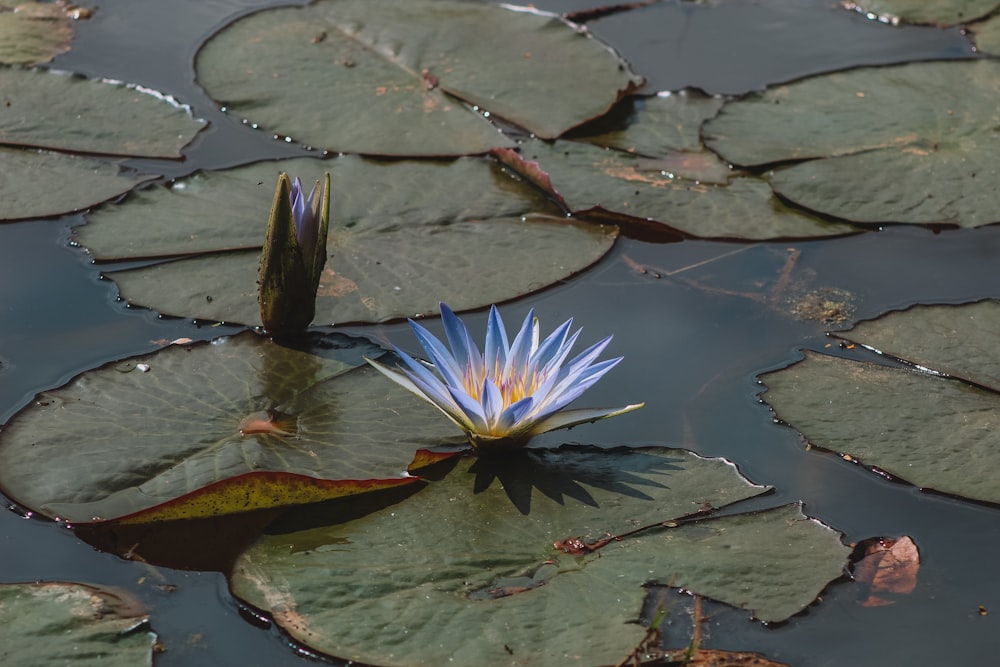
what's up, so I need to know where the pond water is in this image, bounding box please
[2,0,999,665]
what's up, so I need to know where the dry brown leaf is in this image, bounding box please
[662,648,790,666]
[852,535,920,607]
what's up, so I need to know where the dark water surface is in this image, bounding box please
[2,0,999,665]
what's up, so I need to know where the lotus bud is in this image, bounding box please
[257,172,331,333]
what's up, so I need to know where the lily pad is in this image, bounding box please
[0,1,74,65]
[573,92,725,157]
[231,447,849,666]
[0,332,465,523]
[970,14,1000,54]
[499,140,856,239]
[77,156,617,325]
[0,66,205,157]
[0,582,157,667]
[0,146,153,221]
[587,0,974,95]
[761,301,1000,504]
[195,0,639,156]
[703,61,1000,228]
[844,0,998,25]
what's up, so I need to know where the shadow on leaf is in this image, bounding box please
[468,445,686,515]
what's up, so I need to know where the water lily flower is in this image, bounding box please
[366,303,643,452]
[258,172,331,333]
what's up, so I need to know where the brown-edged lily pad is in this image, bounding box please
[195,0,640,156]
[703,61,1000,228]
[0,332,465,523]
[77,156,617,325]
[761,300,1000,504]
[0,582,156,667]
[231,447,849,666]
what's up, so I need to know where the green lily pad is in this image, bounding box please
[703,61,1000,228]
[195,0,639,156]
[0,1,74,65]
[587,0,975,95]
[971,14,1000,53]
[761,301,1000,504]
[0,582,157,667]
[0,66,205,157]
[231,447,849,666]
[574,92,725,157]
[0,146,153,221]
[77,156,617,325]
[843,0,998,25]
[499,139,856,239]
[0,332,465,523]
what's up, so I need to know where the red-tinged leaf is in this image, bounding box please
[76,507,284,571]
[107,471,419,526]
[408,448,466,472]
[0,332,465,523]
[491,147,568,208]
[851,536,920,607]
[76,480,431,571]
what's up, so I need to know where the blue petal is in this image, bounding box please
[364,356,424,396]
[530,318,573,370]
[483,305,509,377]
[526,404,644,436]
[519,369,561,417]
[541,356,623,415]
[290,177,308,239]
[481,378,505,430]
[447,385,489,433]
[504,309,537,381]
[304,178,319,208]
[365,356,473,431]
[536,327,582,379]
[439,303,483,383]
[390,344,458,406]
[297,178,323,254]
[558,335,613,381]
[408,319,465,390]
[496,396,535,433]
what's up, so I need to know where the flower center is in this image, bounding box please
[463,361,539,408]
